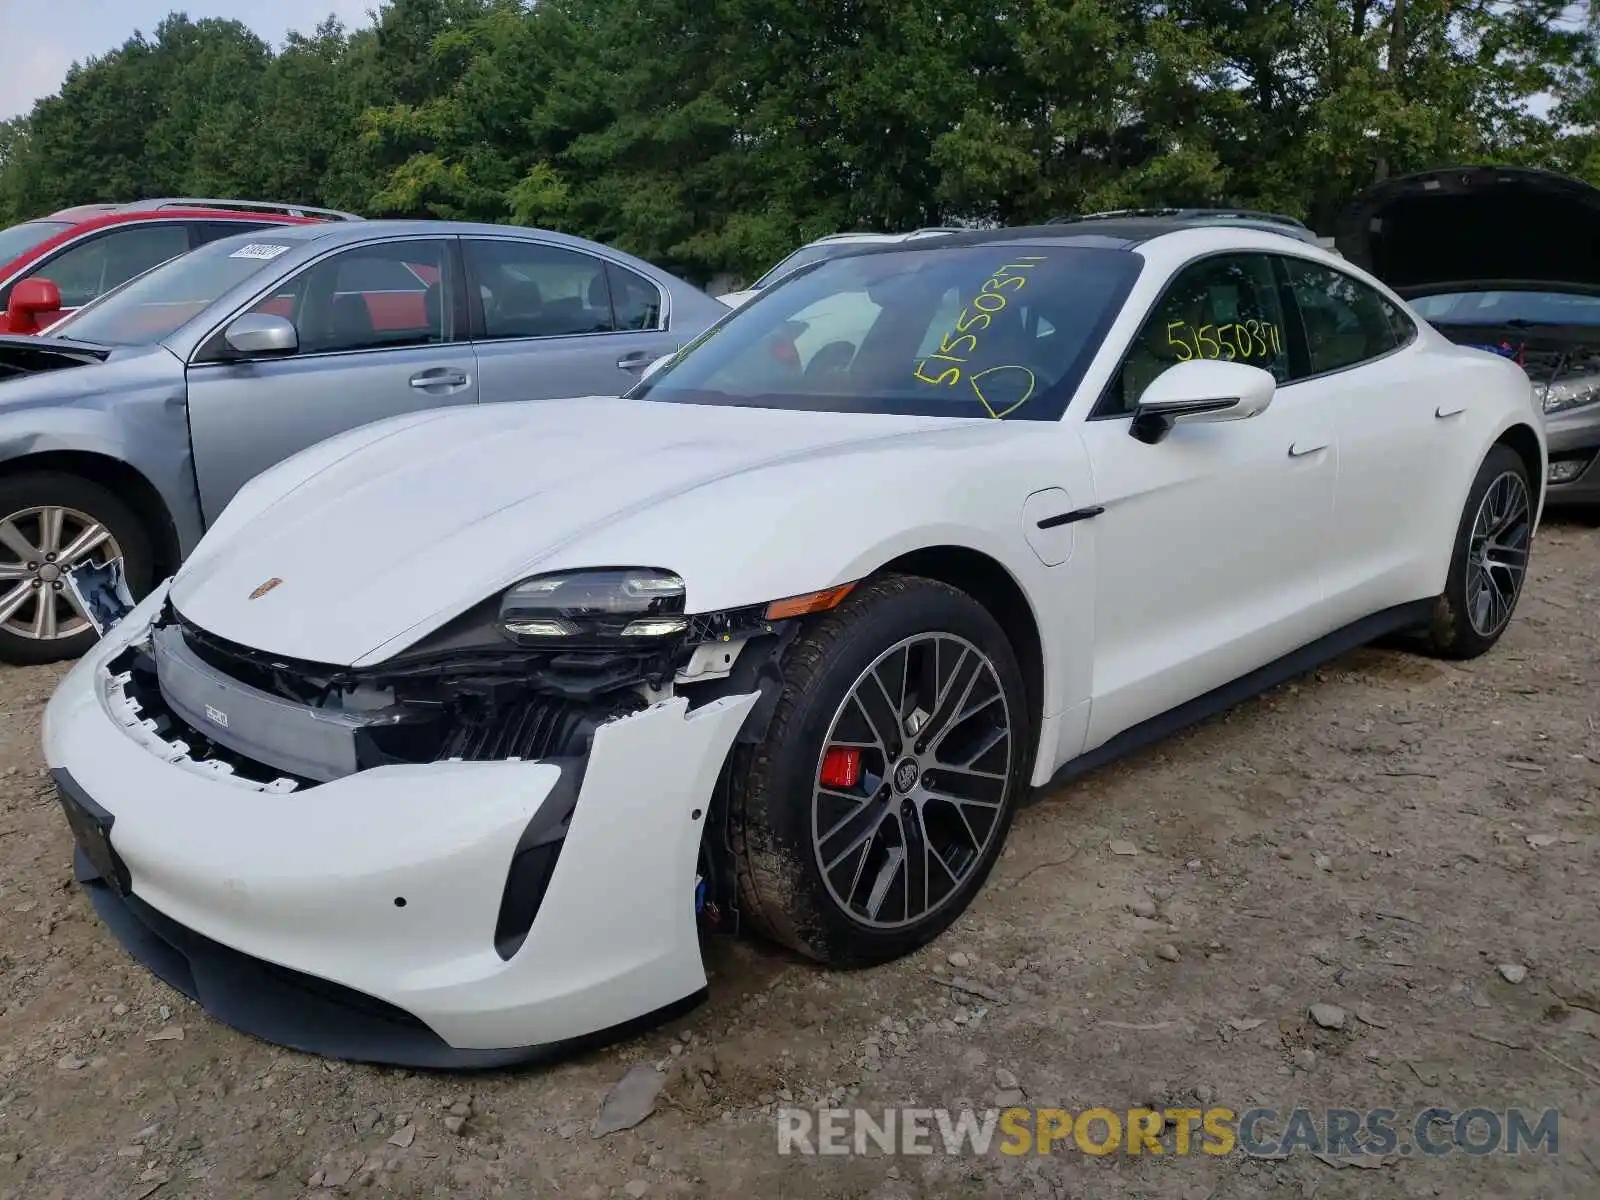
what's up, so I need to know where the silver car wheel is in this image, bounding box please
[810,633,1013,930]
[0,505,123,642]
[1464,470,1531,639]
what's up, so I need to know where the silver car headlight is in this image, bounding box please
[497,568,688,648]
[1535,374,1600,415]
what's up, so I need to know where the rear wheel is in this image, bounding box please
[0,472,154,665]
[1423,445,1533,660]
[729,575,1031,967]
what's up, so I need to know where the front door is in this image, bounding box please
[184,237,478,522]
[1077,252,1337,750]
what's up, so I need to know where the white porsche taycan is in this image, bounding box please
[43,217,1545,1067]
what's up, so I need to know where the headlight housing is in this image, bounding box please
[497,568,687,648]
[1535,374,1600,416]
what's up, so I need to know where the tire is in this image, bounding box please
[1422,444,1533,660]
[729,574,1032,967]
[0,471,155,666]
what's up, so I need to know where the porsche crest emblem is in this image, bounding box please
[248,577,283,600]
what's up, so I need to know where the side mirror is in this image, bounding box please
[6,278,63,334]
[1131,359,1277,445]
[223,313,298,358]
[640,352,675,381]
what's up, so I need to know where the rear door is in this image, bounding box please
[183,236,478,522]
[462,236,679,402]
[1272,255,1453,624]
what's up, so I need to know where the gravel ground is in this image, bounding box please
[1,519,1597,1200]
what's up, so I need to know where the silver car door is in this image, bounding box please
[184,236,477,522]
[461,236,678,403]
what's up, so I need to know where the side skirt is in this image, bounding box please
[1033,598,1435,797]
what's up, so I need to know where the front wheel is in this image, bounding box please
[1423,444,1533,660]
[0,472,155,665]
[729,574,1031,967]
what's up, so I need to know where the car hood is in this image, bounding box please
[1337,165,1600,297]
[0,338,175,410]
[169,396,958,665]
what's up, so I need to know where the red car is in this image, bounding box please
[0,198,362,333]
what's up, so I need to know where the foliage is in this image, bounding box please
[0,0,1594,284]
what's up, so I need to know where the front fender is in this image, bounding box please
[357,445,1084,721]
[0,404,203,557]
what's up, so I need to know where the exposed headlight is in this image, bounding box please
[497,568,687,648]
[1549,457,1590,484]
[1534,374,1600,415]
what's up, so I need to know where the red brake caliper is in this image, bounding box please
[819,747,862,789]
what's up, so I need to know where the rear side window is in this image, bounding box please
[194,221,283,245]
[465,239,615,339]
[607,263,663,330]
[1383,296,1417,346]
[1282,259,1401,377]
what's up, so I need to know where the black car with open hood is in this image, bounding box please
[1337,165,1600,505]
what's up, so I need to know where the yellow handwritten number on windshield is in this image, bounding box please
[913,256,1047,418]
[970,365,1036,419]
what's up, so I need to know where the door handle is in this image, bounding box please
[1435,404,1466,419]
[617,350,653,371]
[409,368,468,389]
[1288,441,1328,458]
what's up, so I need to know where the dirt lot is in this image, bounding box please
[1,521,1597,1200]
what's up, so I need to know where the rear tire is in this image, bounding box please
[729,574,1031,967]
[1422,445,1532,660]
[0,472,154,666]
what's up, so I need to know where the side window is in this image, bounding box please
[1381,293,1417,346]
[465,240,615,339]
[1282,259,1400,377]
[1110,254,1289,415]
[28,224,190,308]
[607,263,664,330]
[249,239,451,354]
[193,220,280,245]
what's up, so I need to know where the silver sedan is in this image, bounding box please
[0,220,725,663]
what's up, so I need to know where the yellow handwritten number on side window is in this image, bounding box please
[1166,319,1281,362]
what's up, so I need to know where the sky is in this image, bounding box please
[0,0,377,120]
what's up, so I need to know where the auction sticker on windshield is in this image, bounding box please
[230,244,293,261]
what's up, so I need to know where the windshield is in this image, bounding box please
[750,242,885,290]
[1411,290,1600,327]
[638,243,1142,420]
[0,220,73,266]
[46,232,310,345]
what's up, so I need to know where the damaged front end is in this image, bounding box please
[0,333,111,381]
[105,581,800,941]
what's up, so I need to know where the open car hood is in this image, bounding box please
[0,334,111,382]
[1336,166,1600,298]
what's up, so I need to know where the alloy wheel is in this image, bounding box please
[0,506,123,643]
[810,633,1014,930]
[1465,470,1531,639]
